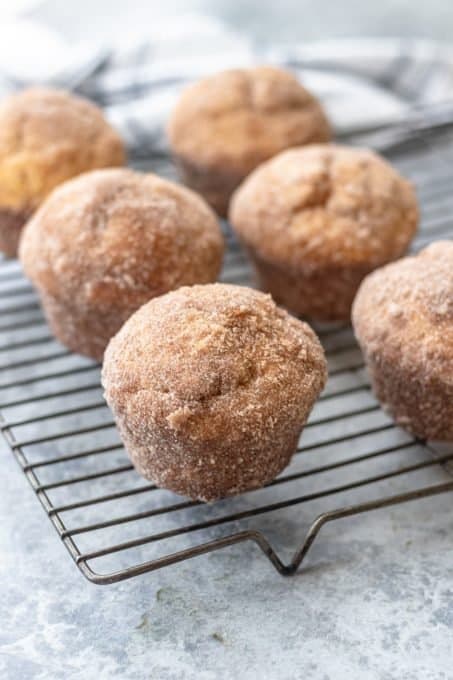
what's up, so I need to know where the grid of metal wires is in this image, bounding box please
[0,119,453,584]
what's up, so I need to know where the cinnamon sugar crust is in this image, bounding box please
[167,66,331,215]
[352,241,453,441]
[102,283,327,501]
[229,144,418,320]
[19,168,224,360]
[0,87,125,255]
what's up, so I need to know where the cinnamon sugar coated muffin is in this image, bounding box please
[352,241,453,441]
[230,144,418,321]
[0,88,125,257]
[102,284,327,501]
[19,168,224,360]
[167,66,331,215]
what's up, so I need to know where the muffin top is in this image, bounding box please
[230,144,418,269]
[0,87,125,211]
[103,283,327,442]
[352,241,453,384]
[20,168,223,311]
[167,66,331,175]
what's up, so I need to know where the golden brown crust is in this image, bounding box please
[102,283,327,501]
[352,241,453,440]
[229,144,418,320]
[0,87,125,254]
[167,66,331,215]
[19,168,224,360]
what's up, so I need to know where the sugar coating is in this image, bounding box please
[20,168,224,360]
[102,283,327,501]
[0,88,125,211]
[167,66,331,215]
[229,144,419,320]
[0,87,125,256]
[352,241,453,440]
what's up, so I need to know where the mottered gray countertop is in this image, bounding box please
[1,2,453,679]
[1,428,453,680]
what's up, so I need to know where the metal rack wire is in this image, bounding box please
[0,122,452,584]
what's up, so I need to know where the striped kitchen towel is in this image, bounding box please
[1,16,453,155]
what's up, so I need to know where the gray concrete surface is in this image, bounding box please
[1,430,453,680]
[1,2,453,679]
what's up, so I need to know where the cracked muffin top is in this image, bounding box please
[229,144,418,269]
[0,87,125,212]
[167,66,331,175]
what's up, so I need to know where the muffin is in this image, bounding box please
[229,144,418,321]
[20,168,224,360]
[167,66,331,216]
[0,87,125,257]
[352,241,453,441]
[102,283,327,501]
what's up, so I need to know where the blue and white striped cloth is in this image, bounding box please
[1,16,453,155]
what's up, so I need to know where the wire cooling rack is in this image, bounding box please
[1,121,453,585]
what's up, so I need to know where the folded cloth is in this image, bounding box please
[1,15,453,156]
